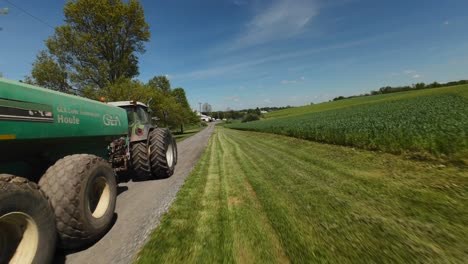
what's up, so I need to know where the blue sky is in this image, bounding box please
[1,0,468,110]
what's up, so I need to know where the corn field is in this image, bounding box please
[227,93,468,161]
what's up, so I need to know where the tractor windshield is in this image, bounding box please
[136,106,150,124]
[122,106,150,125]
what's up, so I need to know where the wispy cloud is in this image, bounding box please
[281,76,305,85]
[225,95,241,102]
[178,35,383,80]
[402,70,422,79]
[443,20,449,25]
[231,0,318,49]
[232,0,247,6]
[391,69,423,79]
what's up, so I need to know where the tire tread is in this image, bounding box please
[149,128,176,178]
[38,154,114,248]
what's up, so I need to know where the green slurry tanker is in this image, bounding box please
[0,78,177,263]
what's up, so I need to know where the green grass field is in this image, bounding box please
[264,85,468,119]
[228,85,468,162]
[136,127,468,263]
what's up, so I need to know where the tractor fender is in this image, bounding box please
[129,124,154,143]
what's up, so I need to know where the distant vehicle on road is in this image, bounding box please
[200,114,212,122]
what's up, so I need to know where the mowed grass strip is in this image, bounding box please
[228,85,468,162]
[136,127,468,263]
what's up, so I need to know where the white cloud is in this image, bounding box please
[263,98,272,103]
[412,74,421,79]
[403,70,415,74]
[232,0,318,49]
[443,21,449,25]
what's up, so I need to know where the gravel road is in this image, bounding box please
[56,123,214,264]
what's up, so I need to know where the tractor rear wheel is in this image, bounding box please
[131,141,152,181]
[149,128,177,178]
[0,174,56,264]
[39,154,117,249]
[172,136,178,165]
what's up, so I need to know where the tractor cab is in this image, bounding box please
[108,101,154,142]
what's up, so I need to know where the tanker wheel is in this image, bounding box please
[0,174,56,264]
[131,141,152,181]
[149,128,177,178]
[39,154,117,249]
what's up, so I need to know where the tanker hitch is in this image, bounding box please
[108,137,129,173]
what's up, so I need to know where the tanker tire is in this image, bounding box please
[131,141,152,181]
[149,128,177,178]
[39,154,117,249]
[0,174,56,264]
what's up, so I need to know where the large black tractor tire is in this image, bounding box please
[0,174,56,264]
[149,128,177,178]
[130,141,152,181]
[39,154,117,249]
[172,136,178,165]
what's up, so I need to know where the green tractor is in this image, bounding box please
[107,100,178,181]
[0,78,177,263]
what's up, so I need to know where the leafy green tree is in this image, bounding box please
[171,87,198,133]
[215,111,224,119]
[148,75,171,95]
[30,0,150,91]
[242,113,260,123]
[255,107,261,116]
[414,82,426,89]
[30,51,71,92]
[171,88,190,108]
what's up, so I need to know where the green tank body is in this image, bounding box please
[0,78,128,140]
[0,78,128,176]
[0,78,178,262]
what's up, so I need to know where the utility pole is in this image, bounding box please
[198,102,202,114]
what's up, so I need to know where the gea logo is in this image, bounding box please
[103,114,121,126]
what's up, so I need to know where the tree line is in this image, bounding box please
[22,0,198,132]
[333,80,468,101]
[206,106,294,123]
